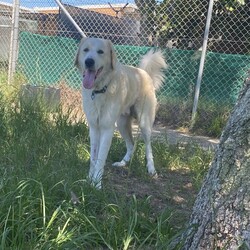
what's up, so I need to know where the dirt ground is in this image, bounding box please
[104,166,198,229]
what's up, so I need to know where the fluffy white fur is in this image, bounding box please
[75,37,167,188]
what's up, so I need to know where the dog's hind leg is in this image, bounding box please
[139,112,157,176]
[112,115,134,167]
[140,125,157,176]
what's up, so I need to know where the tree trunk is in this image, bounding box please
[182,75,250,250]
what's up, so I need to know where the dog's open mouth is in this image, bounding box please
[83,67,103,89]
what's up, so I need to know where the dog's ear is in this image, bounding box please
[74,37,88,69]
[108,40,117,70]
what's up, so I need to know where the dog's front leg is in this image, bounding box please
[90,127,114,189]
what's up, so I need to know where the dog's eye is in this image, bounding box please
[97,50,104,54]
[83,48,89,52]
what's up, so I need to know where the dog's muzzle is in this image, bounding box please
[82,57,103,89]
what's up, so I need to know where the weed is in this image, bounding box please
[190,100,231,137]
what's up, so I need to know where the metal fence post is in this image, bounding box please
[8,0,20,84]
[191,0,214,126]
[54,0,86,38]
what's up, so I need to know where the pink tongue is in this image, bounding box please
[83,69,96,89]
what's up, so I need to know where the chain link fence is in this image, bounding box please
[0,0,249,136]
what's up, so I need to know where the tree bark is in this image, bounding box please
[182,74,250,250]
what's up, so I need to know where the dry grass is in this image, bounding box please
[59,83,85,122]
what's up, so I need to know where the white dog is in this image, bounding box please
[75,37,167,188]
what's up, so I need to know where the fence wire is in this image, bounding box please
[0,0,249,135]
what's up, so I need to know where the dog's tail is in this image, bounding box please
[139,49,167,91]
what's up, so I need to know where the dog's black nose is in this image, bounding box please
[85,58,95,68]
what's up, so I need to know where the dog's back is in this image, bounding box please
[139,50,167,90]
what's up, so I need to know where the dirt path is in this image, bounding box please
[131,124,219,150]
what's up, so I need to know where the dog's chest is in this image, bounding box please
[83,91,118,126]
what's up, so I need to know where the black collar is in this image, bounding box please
[91,85,108,100]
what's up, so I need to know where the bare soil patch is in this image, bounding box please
[103,165,199,229]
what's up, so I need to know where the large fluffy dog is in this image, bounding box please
[75,37,167,188]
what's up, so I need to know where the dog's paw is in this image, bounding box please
[149,171,158,179]
[93,181,102,189]
[88,174,102,189]
[88,178,102,189]
[112,159,127,167]
[148,168,158,179]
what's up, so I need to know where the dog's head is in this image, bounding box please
[75,37,117,89]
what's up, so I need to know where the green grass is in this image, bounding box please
[0,81,213,249]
